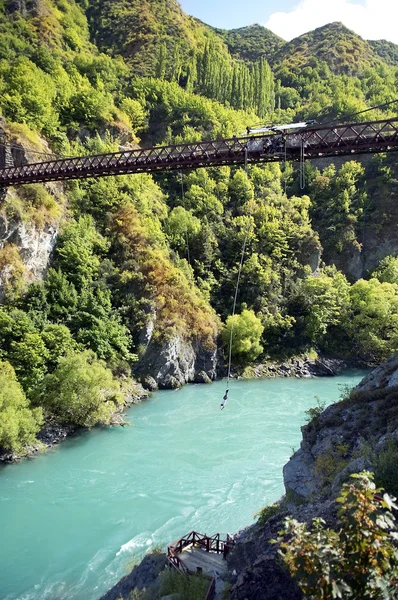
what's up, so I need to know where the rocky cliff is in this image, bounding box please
[226,356,398,599]
[0,127,64,299]
[135,334,218,389]
[284,356,398,502]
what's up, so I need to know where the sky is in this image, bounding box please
[179,0,398,44]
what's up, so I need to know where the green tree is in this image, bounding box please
[33,351,123,427]
[222,308,264,363]
[155,43,167,80]
[228,169,254,206]
[8,332,49,391]
[44,269,78,322]
[372,256,398,285]
[0,361,42,452]
[289,269,351,346]
[344,278,398,362]
[41,324,78,371]
[54,216,109,289]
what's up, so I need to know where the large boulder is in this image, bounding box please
[134,335,218,389]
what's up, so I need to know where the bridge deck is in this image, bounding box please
[1,117,398,186]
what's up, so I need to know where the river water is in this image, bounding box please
[0,372,366,600]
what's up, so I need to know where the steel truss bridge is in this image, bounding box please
[1,117,398,187]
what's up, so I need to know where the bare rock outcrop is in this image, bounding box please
[0,215,57,299]
[0,124,64,298]
[227,357,398,599]
[283,355,398,502]
[134,336,218,389]
[98,553,168,600]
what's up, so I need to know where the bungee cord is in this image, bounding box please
[223,147,252,408]
[180,171,191,267]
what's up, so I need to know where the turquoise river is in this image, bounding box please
[0,372,366,600]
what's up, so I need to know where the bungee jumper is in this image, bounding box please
[220,388,229,410]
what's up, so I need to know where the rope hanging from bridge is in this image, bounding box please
[223,147,252,409]
[180,171,191,267]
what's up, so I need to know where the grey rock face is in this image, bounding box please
[0,215,57,300]
[135,336,217,389]
[283,448,318,499]
[5,0,50,17]
[356,355,398,391]
[98,554,168,600]
[284,356,398,502]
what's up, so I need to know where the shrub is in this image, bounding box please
[32,350,124,427]
[276,472,398,600]
[255,502,281,525]
[374,439,398,498]
[222,308,264,364]
[305,396,327,426]
[0,360,43,452]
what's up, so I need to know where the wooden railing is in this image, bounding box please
[166,530,235,599]
[168,530,234,560]
[204,576,216,600]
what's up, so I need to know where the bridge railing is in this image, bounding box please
[2,117,398,186]
[168,530,234,557]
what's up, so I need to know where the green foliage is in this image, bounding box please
[54,216,109,288]
[374,439,398,498]
[0,360,43,452]
[33,350,123,427]
[344,278,398,363]
[372,256,398,285]
[314,442,350,488]
[157,569,210,600]
[305,397,327,425]
[222,308,264,363]
[215,24,284,62]
[255,502,280,525]
[0,244,27,300]
[41,324,77,371]
[276,472,398,600]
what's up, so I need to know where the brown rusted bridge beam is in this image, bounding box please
[1,117,398,187]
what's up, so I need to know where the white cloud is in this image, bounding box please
[265,0,398,44]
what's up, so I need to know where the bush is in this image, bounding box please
[0,360,43,452]
[276,472,398,600]
[255,502,280,525]
[374,439,398,498]
[222,308,264,364]
[33,350,124,427]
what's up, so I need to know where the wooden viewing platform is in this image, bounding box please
[167,531,235,600]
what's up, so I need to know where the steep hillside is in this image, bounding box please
[227,358,398,600]
[84,0,213,78]
[273,21,384,75]
[369,39,398,66]
[213,23,284,62]
[0,0,398,458]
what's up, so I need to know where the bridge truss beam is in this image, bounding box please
[0,117,398,187]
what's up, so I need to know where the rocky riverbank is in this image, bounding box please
[226,355,398,600]
[240,355,352,379]
[100,356,398,600]
[0,381,150,464]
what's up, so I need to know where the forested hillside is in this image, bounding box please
[0,0,398,456]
